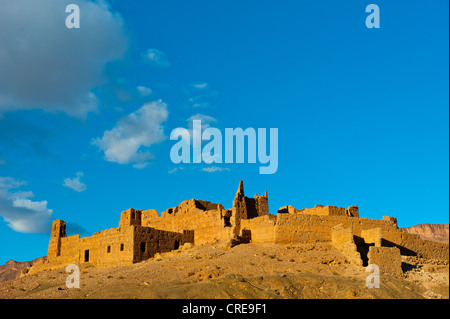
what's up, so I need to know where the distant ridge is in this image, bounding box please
[0,257,47,282]
[402,224,449,244]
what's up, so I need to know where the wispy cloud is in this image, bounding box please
[143,48,170,67]
[137,86,152,96]
[192,83,209,89]
[201,167,230,173]
[0,177,53,234]
[168,166,229,174]
[185,83,218,108]
[168,167,185,174]
[63,172,87,192]
[92,100,168,168]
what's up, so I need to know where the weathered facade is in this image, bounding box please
[45,211,194,269]
[37,180,448,275]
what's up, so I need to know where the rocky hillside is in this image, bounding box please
[0,257,46,282]
[402,224,449,244]
[0,242,448,299]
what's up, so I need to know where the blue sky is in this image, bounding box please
[0,0,448,264]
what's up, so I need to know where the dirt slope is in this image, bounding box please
[0,242,447,299]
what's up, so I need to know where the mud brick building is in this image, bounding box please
[36,181,448,275]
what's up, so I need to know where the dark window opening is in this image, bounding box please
[140,242,146,253]
[174,240,180,250]
[120,243,124,251]
[84,249,89,262]
[107,245,111,253]
[241,229,252,243]
[223,210,232,227]
[245,197,258,219]
[224,215,231,227]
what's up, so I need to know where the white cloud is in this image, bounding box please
[192,102,211,108]
[0,0,128,118]
[0,177,53,234]
[187,114,217,130]
[0,177,26,190]
[143,48,170,67]
[201,167,230,173]
[137,86,153,96]
[168,167,185,174]
[92,100,168,168]
[192,83,209,89]
[63,172,87,192]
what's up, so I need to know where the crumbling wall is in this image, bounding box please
[46,235,81,269]
[367,246,403,276]
[161,199,223,216]
[142,209,159,223]
[361,228,382,247]
[347,206,359,218]
[40,219,194,271]
[275,213,398,244]
[86,227,136,267]
[277,205,359,217]
[274,212,449,260]
[142,181,270,244]
[45,225,136,269]
[277,205,298,215]
[196,200,222,211]
[382,230,449,260]
[331,224,363,266]
[133,227,194,262]
[255,192,269,216]
[240,215,276,243]
[119,208,142,228]
[142,202,235,244]
[383,216,398,227]
[245,192,269,219]
[47,220,67,263]
[233,180,269,220]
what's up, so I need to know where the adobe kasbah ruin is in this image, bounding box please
[32,181,449,276]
